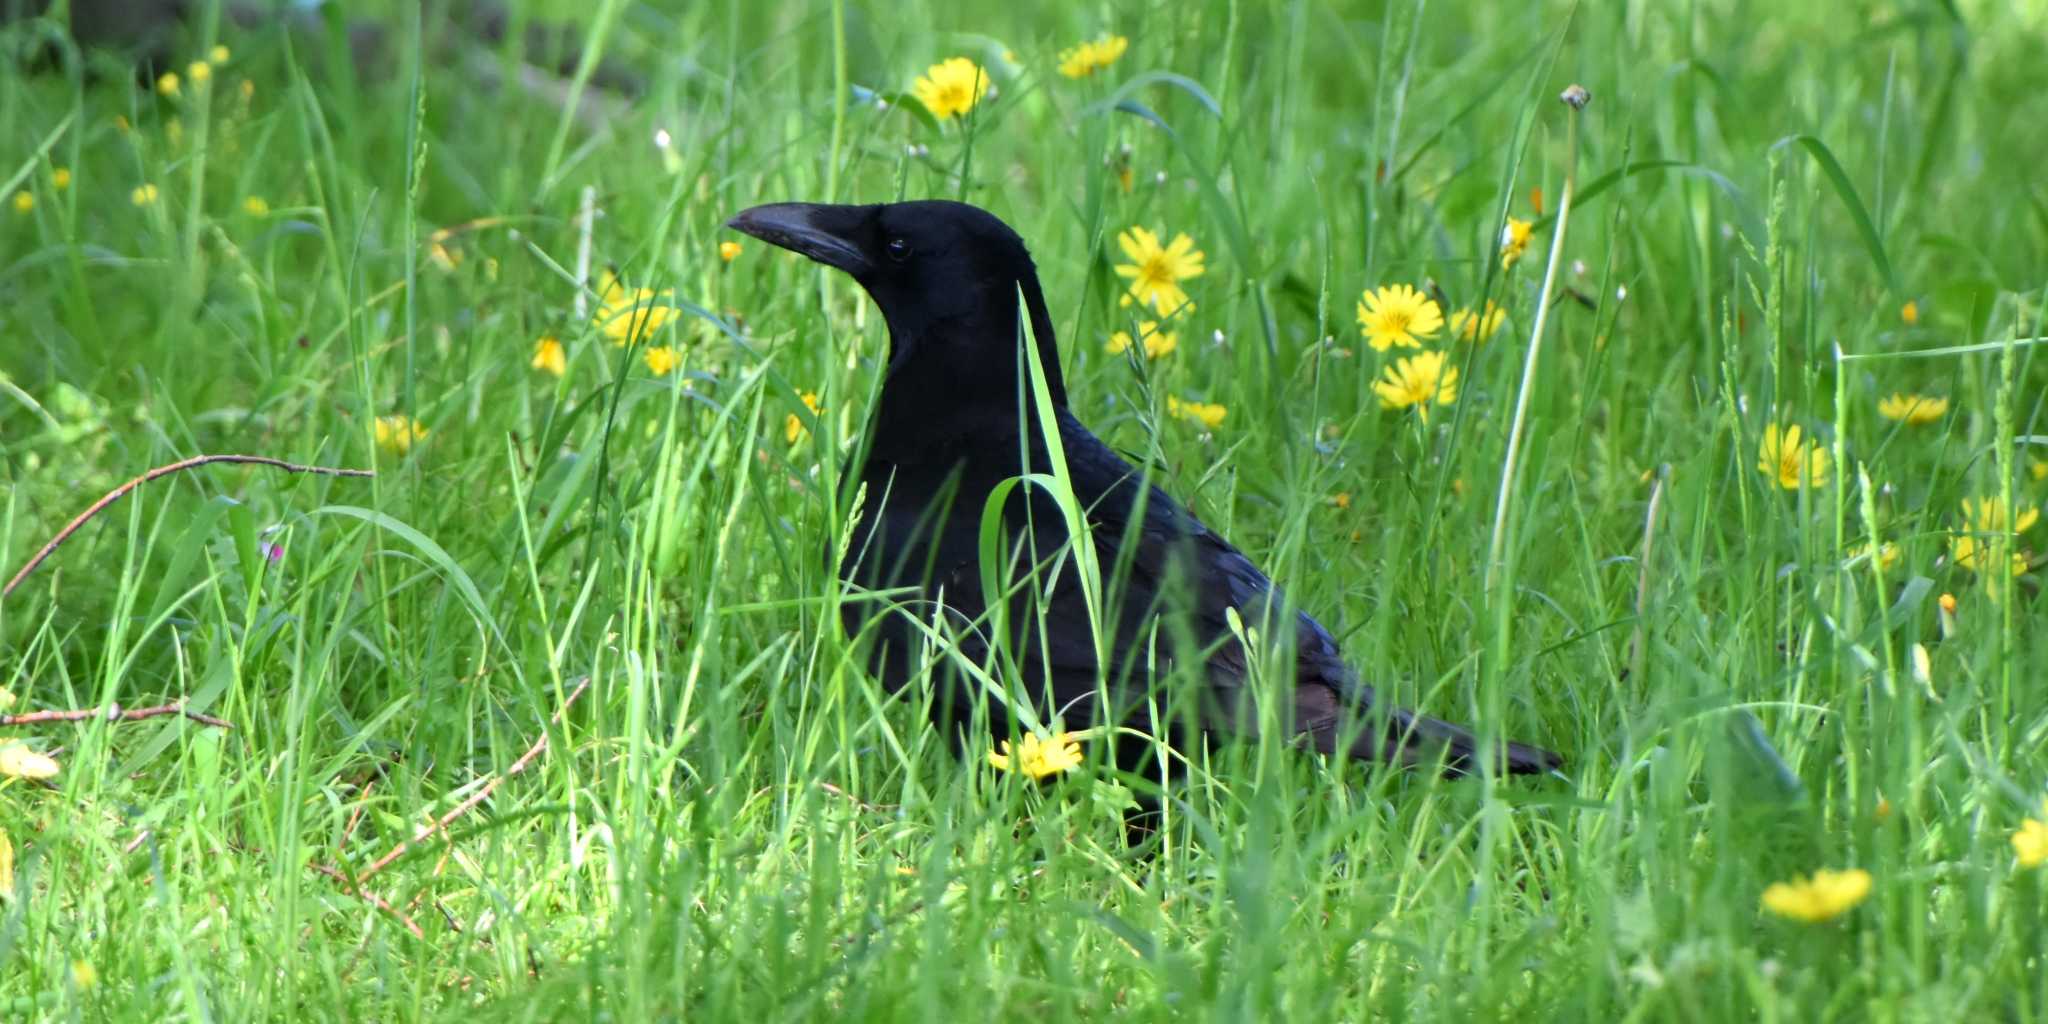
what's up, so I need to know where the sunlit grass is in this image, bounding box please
[1,1,2045,1019]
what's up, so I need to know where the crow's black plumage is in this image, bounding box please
[728,199,1562,777]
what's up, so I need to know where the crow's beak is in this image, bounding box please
[725,203,873,276]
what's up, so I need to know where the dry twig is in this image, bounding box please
[306,862,427,941]
[3,454,374,600]
[0,702,234,729]
[357,676,591,882]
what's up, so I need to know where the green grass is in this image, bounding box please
[3,0,2046,1019]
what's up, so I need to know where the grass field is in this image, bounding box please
[3,0,2046,1019]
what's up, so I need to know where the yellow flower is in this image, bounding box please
[1900,300,1919,325]
[1166,396,1227,429]
[373,415,428,454]
[130,184,159,207]
[188,59,212,83]
[786,390,822,444]
[156,71,180,97]
[594,269,682,345]
[70,960,96,989]
[10,190,29,214]
[1106,321,1177,359]
[911,57,989,120]
[718,240,743,262]
[531,335,566,377]
[1938,592,1957,615]
[1761,868,1872,923]
[242,195,269,216]
[1355,284,1444,351]
[210,44,230,64]
[1057,35,1129,78]
[51,167,70,190]
[988,731,1084,779]
[2033,457,2048,482]
[1877,392,1948,425]
[239,78,255,101]
[1449,300,1506,343]
[644,346,681,376]
[0,742,59,780]
[1849,541,1901,572]
[2015,804,2048,869]
[1114,226,1204,314]
[1329,492,1352,510]
[1373,349,1459,422]
[1500,216,1534,268]
[1758,424,1829,490]
[1950,497,2039,576]
[427,238,463,271]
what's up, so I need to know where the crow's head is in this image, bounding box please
[727,200,1065,410]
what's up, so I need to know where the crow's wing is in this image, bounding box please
[1053,411,1562,775]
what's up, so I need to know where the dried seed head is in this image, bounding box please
[1561,84,1590,110]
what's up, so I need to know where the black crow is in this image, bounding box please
[728,200,1562,777]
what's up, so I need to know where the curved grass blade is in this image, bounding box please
[1773,134,1902,295]
[309,504,505,646]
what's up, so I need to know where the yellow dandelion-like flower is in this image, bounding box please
[1166,396,1227,429]
[2015,804,2048,869]
[210,44,230,64]
[187,60,212,83]
[2032,456,2048,482]
[1758,424,1830,490]
[372,415,428,455]
[1900,300,1919,325]
[1950,497,2038,576]
[0,742,59,780]
[719,240,742,263]
[70,960,96,990]
[130,183,160,207]
[644,345,682,376]
[1329,492,1352,510]
[1057,35,1129,79]
[1877,393,1948,425]
[594,269,682,345]
[531,335,566,377]
[1449,300,1506,343]
[1106,321,1177,359]
[911,57,990,120]
[1761,868,1872,923]
[10,191,30,215]
[51,167,70,190]
[1355,284,1444,351]
[988,731,1084,779]
[427,237,463,272]
[1114,226,1204,314]
[1849,541,1901,573]
[156,71,181,97]
[1500,217,1534,268]
[1373,349,1459,422]
[242,195,269,216]
[785,390,823,444]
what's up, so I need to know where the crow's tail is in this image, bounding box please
[1352,707,1564,776]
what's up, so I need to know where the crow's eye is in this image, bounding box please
[885,238,912,262]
